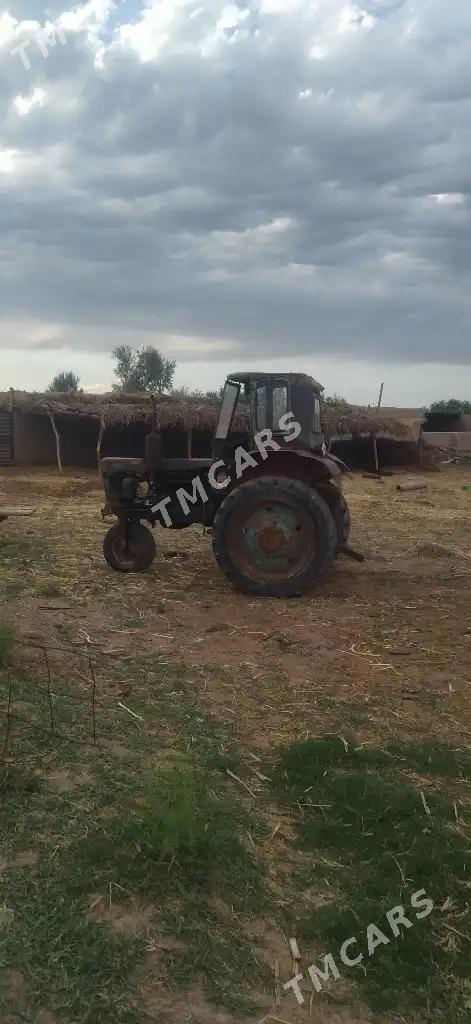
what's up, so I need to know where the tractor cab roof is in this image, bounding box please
[227,371,324,392]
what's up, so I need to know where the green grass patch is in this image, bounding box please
[0,760,263,1022]
[1,580,26,598]
[73,762,260,894]
[272,733,470,1020]
[0,656,267,1023]
[0,534,49,562]
[36,581,62,598]
[388,738,471,777]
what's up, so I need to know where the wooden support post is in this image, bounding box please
[96,417,105,477]
[372,433,380,474]
[9,388,15,464]
[47,411,63,473]
[374,382,384,474]
[418,424,424,469]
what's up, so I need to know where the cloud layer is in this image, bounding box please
[1,0,470,372]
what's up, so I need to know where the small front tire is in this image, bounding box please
[103,522,156,573]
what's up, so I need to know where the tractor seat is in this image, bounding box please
[100,457,146,475]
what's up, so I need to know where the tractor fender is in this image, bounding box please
[240,447,347,482]
[296,450,347,477]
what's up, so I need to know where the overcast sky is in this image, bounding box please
[0,0,470,403]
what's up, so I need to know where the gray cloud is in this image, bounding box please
[0,0,470,370]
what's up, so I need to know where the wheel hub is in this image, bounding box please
[228,499,315,582]
[256,522,285,556]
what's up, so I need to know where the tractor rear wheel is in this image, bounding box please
[336,493,351,545]
[317,483,351,547]
[212,477,337,597]
[103,522,156,572]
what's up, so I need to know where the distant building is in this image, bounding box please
[423,409,471,454]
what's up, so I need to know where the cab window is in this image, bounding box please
[215,381,239,439]
[273,385,288,428]
[256,385,267,429]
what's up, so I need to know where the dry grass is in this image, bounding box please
[0,464,470,733]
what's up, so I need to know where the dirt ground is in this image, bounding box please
[0,464,470,748]
[0,464,470,1024]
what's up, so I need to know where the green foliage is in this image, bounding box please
[112,344,176,393]
[429,398,471,413]
[0,620,15,663]
[323,393,348,406]
[272,734,470,1017]
[47,370,81,393]
[75,763,256,890]
[170,383,248,407]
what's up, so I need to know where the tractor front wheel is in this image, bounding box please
[212,477,337,597]
[103,522,156,573]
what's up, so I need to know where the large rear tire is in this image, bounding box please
[103,522,156,572]
[336,493,351,545]
[212,477,337,597]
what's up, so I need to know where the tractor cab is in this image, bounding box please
[213,371,326,459]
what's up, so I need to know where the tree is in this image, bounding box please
[170,386,225,403]
[47,370,81,393]
[429,399,471,414]
[112,345,176,393]
[324,394,348,407]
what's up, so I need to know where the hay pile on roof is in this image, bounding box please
[0,390,249,432]
[0,390,413,439]
[323,403,411,440]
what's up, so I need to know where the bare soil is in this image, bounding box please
[0,465,469,748]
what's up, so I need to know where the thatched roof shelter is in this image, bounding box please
[323,403,412,440]
[0,389,239,431]
[0,390,414,440]
[0,389,422,472]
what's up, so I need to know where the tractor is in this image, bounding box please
[100,372,354,597]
